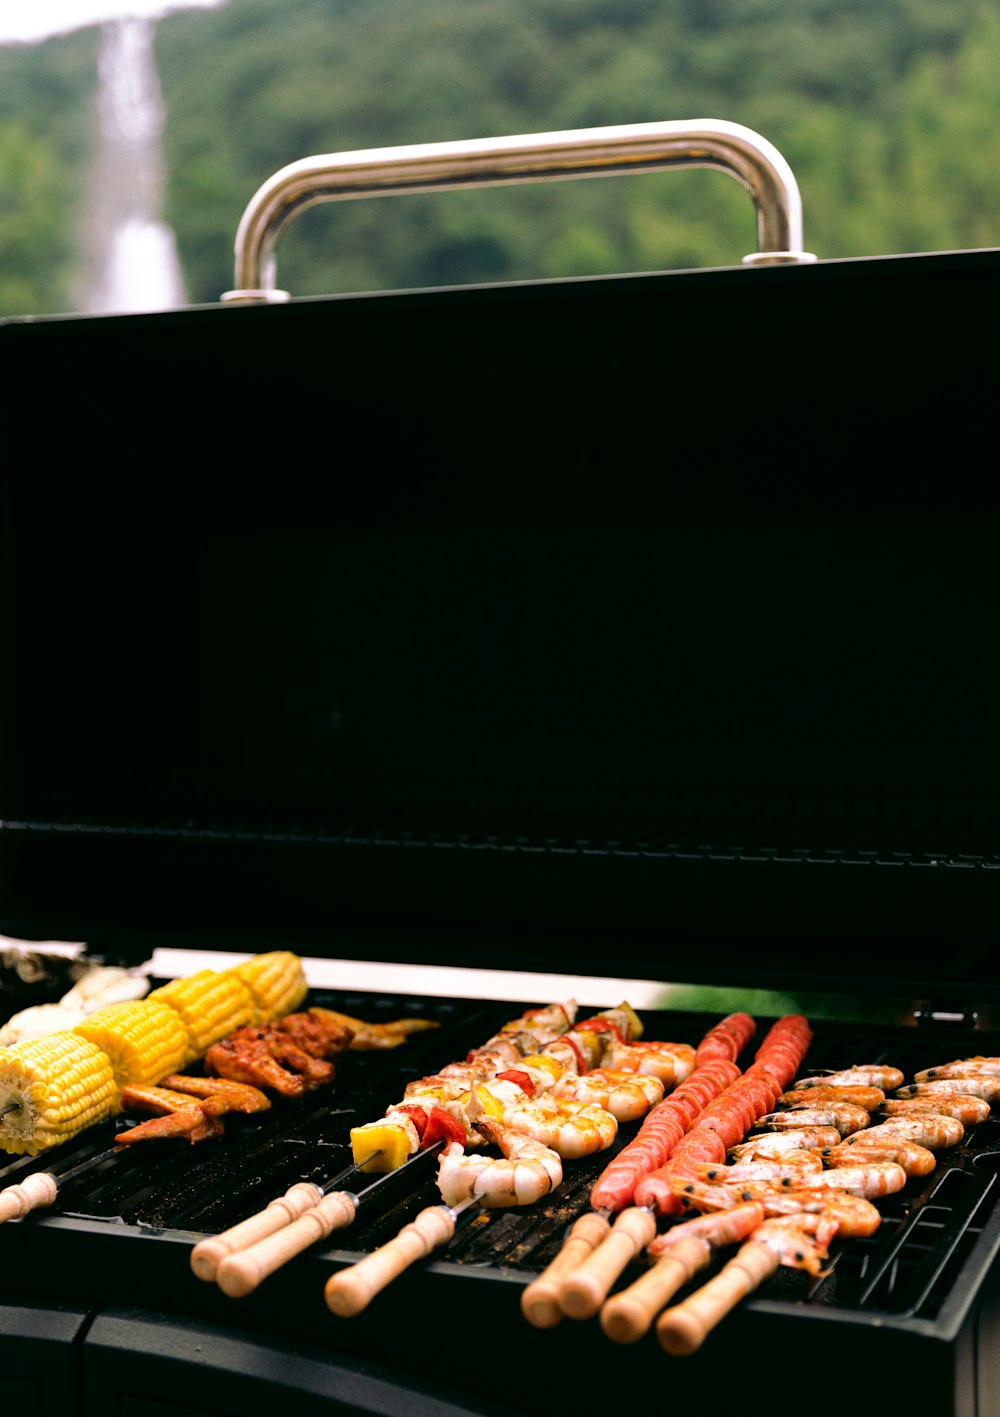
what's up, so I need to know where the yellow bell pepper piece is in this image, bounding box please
[350,1120,413,1173]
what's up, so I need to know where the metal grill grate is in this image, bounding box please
[2,990,995,1334]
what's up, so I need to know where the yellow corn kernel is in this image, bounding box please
[228,951,308,1024]
[0,1032,120,1156]
[147,971,256,1064]
[74,999,190,1086]
[350,1119,415,1173]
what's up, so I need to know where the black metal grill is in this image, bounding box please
[3,247,1000,1416]
[2,984,998,1417]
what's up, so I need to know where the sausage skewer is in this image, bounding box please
[520,1015,757,1329]
[552,1015,812,1322]
[519,1212,614,1328]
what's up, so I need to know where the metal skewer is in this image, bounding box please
[0,1143,125,1224]
[193,1147,384,1285]
[212,1140,447,1297]
[324,1186,480,1318]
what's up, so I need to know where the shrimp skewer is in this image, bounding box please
[437,1119,563,1208]
[553,1067,664,1122]
[656,1213,836,1355]
[497,1095,617,1159]
[351,998,581,1172]
[669,1171,883,1237]
[600,1202,766,1345]
[598,1040,697,1087]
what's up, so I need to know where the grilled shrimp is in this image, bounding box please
[599,1040,697,1087]
[895,1078,1000,1104]
[880,1094,990,1126]
[499,1095,618,1159]
[757,1103,870,1136]
[729,1127,841,1159]
[646,1201,765,1259]
[791,1161,907,1198]
[752,1213,839,1274]
[778,1084,885,1113]
[438,1041,523,1079]
[743,1187,883,1238]
[553,1067,664,1122]
[913,1056,1000,1082]
[845,1113,964,1149]
[500,1000,577,1038]
[793,1065,905,1091]
[693,1153,825,1184]
[821,1138,936,1177]
[436,1124,562,1208]
[669,1173,883,1237]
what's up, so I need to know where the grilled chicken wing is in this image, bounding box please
[204,1033,307,1097]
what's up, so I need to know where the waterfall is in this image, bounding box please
[80,15,187,314]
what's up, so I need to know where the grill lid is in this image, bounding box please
[2,250,999,991]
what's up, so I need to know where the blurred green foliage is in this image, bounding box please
[1,0,998,315]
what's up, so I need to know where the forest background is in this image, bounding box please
[1,0,998,317]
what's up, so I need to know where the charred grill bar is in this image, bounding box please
[2,225,1000,1415]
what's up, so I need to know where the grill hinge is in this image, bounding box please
[913,1001,980,1029]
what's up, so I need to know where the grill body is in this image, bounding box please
[2,247,1000,1414]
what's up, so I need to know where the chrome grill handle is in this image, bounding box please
[221,118,816,304]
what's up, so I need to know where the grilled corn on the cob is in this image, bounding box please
[73,999,190,1086]
[148,971,257,1064]
[0,1032,119,1154]
[227,951,308,1023]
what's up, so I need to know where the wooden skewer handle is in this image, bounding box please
[0,1171,58,1223]
[600,1234,712,1345]
[656,1240,779,1356]
[559,1206,658,1320]
[520,1211,611,1329]
[190,1181,323,1282]
[215,1189,359,1297]
[325,1203,457,1318]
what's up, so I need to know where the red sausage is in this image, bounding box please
[589,1053,742,1213]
